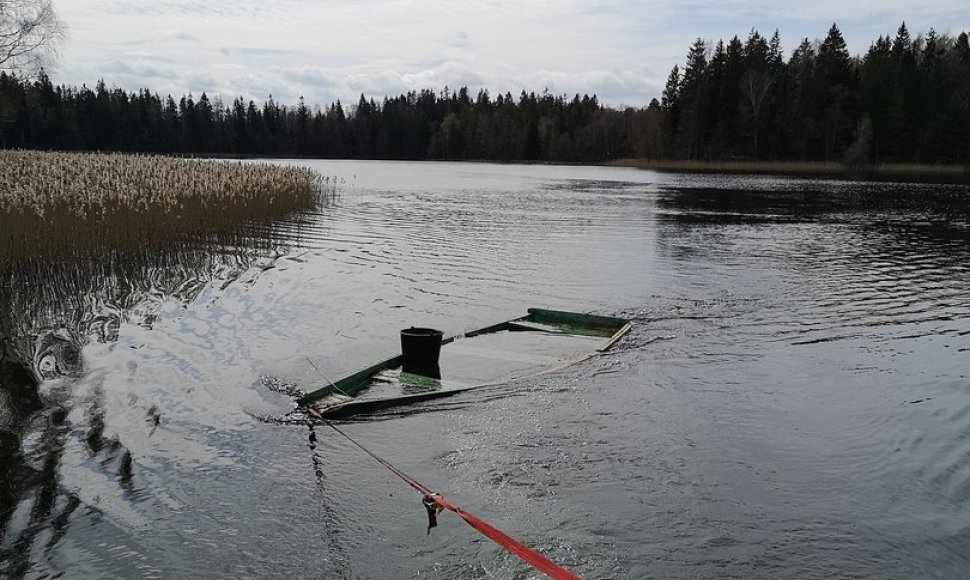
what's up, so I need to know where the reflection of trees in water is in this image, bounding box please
[652,184,970,345]
[655,184,970,254]
[656,183,970,223]
[0,221,308,577]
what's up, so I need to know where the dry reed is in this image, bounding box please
[0,150,325,262]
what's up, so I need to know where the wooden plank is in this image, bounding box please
[297,354,403,405]
[317,387,477,418]
[509,320,615,337]
[526,308,628,332]
[598,322,633,352]
[460,320,513,339]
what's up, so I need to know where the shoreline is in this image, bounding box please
[201,153,970,183]
[607,159,970,184]
[7,149,969,184]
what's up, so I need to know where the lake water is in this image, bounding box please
[1,161,969,579]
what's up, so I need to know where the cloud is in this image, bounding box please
[234,47,301,58]
[165,31,201,43]
[99,0,308,19]
[52,0,970,109]
[343,63,486,98]
[186,74,219,92]
[450,30,470,48]
[281,67,332,88]
[101,60,178,80]
[102,61,134,75]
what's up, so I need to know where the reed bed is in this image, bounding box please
[608,158,970,182]
[0,150,325,262]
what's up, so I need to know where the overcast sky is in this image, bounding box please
[53,0,969,109]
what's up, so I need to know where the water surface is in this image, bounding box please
[1,161,969,579]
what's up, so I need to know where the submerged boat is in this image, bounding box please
[298,308,632,418]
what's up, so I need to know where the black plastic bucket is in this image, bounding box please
[400,327,443,372]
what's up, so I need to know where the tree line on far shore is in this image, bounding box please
[0,75,639,162]
[0,22,968,165]
[660,23,970,165]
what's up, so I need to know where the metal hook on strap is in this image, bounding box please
[422,493,444,534]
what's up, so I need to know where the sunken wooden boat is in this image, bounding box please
[298,308,632,418]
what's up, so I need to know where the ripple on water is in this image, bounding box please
[2,162,970,578]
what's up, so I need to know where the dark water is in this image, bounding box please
[1,161,969,579]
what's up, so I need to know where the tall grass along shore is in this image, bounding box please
[0,151,324,262]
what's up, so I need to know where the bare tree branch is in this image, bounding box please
[740,69,776,155]
[0,0,65,73]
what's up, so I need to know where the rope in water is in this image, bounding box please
[307,408,584,580]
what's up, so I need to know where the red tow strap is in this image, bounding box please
[314,413,584,580]
[430,493,583,580]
